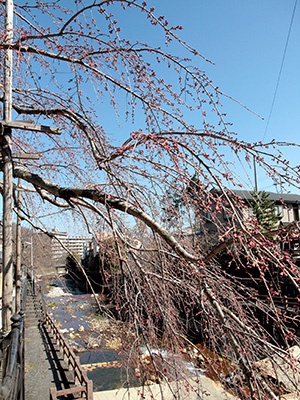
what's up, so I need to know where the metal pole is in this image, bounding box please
[2,0,14,333]
[30,234,33,283]
[253,157,258,193]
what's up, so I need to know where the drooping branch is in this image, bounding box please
[0,42,189,129]
[12,205,114,319]
[13,165,199,263]
[12,164,300,273]
[11,102,108,164]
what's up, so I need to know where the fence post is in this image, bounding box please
[49,387,57,400]
[0,314,22,399]
[86,379,93,400]
[0,331,3,380]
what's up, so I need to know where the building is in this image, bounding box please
[89,231,114,257]
[231,190,300,225]
[51,228,92,266]
[201,190,300,232]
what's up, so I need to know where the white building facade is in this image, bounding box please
[51,228,92,266]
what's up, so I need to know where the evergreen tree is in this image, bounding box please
[250,191,280,231]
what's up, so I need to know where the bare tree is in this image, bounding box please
[1,1,300,398]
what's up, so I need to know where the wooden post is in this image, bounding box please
[0,0,59,331]
[2,0,14,333]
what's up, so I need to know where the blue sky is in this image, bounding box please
[80,0,299,194]
[158,0,300,138]
[3,0,300,235]
[115,0,300,192]
[168,0,300,190]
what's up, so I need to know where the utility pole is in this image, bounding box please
[15,157,38,313]
[2,0,14,333]
[1,1,61,330]
[253,157,258,193]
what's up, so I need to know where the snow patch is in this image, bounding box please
[46,286,71,297]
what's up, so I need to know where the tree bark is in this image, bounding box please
[2,0,14,333]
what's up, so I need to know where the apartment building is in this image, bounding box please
[51,228,92,266]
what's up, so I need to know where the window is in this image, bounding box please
[293,205,299,222]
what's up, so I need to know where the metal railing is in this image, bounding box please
[0,277,27,400]
[0,270,93,400]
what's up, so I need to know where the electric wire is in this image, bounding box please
[263,0,298,141]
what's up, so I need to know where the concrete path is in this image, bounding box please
[93,377,238,400]
[25,324,56,400]
[24,291,73,400]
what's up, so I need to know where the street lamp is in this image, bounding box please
[24,237,33,283]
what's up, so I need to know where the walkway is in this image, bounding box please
[24,288,73,400]
[93,378,238,400]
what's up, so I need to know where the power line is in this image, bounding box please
[263,0,298,141]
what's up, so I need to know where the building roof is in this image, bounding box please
[232,190,300,204]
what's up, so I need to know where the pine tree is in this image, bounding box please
[250,191,280,231]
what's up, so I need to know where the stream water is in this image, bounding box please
[41,274,205,392]
[41,274,140,391]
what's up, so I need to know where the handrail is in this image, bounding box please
[25,268,46,323]
[0,314,24,400]
[27,271,93,399]
[0,268,93,400]
[0,268,27,400]
[46,313,93,400]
